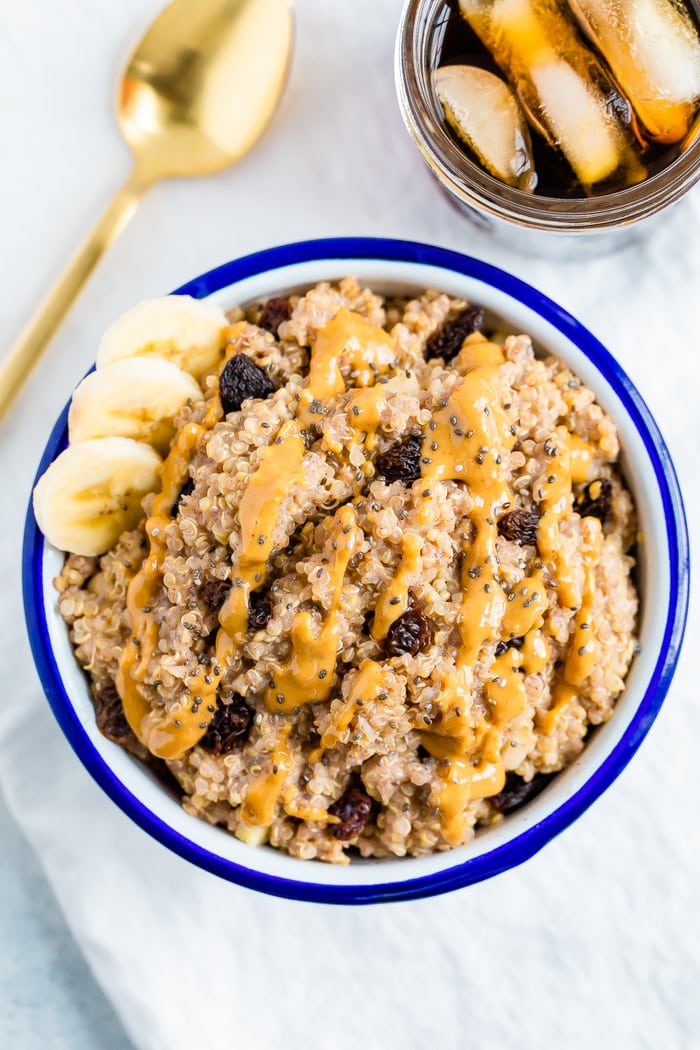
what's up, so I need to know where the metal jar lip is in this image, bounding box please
[395,0,700,234]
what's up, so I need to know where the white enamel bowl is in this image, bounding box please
[23,238,689,904]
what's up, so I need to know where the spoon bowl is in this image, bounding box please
[0,0,294,417]
[120,0,294,180]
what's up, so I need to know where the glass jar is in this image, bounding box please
[395,0,700,254]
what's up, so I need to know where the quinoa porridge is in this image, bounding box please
[46,278,638,863]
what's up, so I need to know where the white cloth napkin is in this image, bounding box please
[1,1,699,1047]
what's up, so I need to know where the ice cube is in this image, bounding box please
[568,0,700,143]
[459,0,646,190]
[530,60,620,182]
[435,64,537,189]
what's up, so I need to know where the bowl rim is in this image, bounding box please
[23,236,689,904]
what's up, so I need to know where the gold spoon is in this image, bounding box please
[0,0,293,418]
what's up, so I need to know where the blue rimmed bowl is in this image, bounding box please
[23,237,689,904]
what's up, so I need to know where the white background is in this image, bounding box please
[1,1,698,1047]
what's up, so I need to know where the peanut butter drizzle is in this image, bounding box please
[455,521,508,668]
[417,364,578,843]
[297,308,393,429]
[240,725,292,827]
[217,421,305,658]
[564,521,602,684]
[536,426,577,608]
[472,628,550,731]
[221,319,247,350]
[520,628,550,674]
[534,428,602,733]
[118,404,223,760]
[323,385,388,458]
[222,316,392,821]
[347,385,386,452]
[422,725,505,841]
[282,795,339,824]
[567,433,595,484]
[536,682,577,736]
[319,658,386,752]
[537,517,603,734]
[423,667,472,740]
[118,302,604,843]
[264,505,361,714]
[423,366,515,664]
[485,651,529,726]
[501,574,548,637]
[372,533,422,640]
[123,312,385,771]
[422,365,515,485]
[454,336,505,372]
[417,365,520,841]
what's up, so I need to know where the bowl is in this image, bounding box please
[395,0,700,254]
[23,237,689,904]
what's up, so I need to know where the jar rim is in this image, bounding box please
[395,0,700,233]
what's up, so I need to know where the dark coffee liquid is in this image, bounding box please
[435,0,689,198]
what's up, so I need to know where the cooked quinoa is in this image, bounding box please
[55,278,638,863]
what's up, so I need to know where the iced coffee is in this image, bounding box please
[435,0,700,197]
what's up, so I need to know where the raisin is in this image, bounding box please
[491,772,552,814]
[328,785,374,840]
[383,598,431,657]
[494,636,524,657]
[375,434,422,484]
[200,579,231,613]
[426,305,485,361]
[171,476,195,517]
[92,680,135,747]
[259,296,292,335]
[219,354,275,415]
[248,589,272,632]
[574,477,613,524]
[199,697,253,754]
[498,509,539,545]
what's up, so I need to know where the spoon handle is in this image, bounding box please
[0,169,149,419]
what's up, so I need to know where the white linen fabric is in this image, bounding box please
[1,1,698,1047]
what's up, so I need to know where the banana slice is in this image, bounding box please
[68,357,204,454]
[96,295,229,380]
[33,437,162,556]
